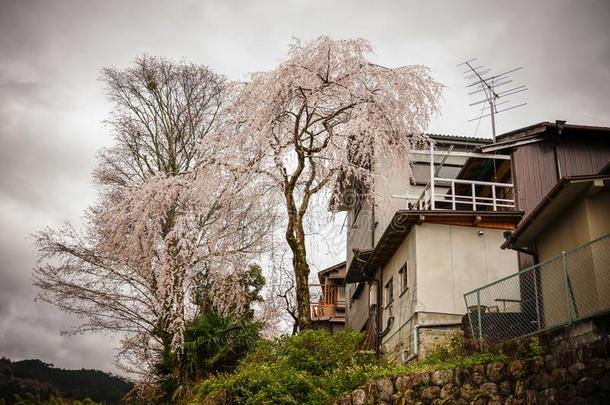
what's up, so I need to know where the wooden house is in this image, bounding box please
[310,262,346,333]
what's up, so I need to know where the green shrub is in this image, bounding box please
[190,329,401,405]
[187,330,515,405]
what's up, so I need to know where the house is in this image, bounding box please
[344,134,496,339]
[462,122,610,347]
[341,134,522,361]
[473,121,610,270]
[495,171,610,340]
[338,121,610,362]
[310,262,346,333]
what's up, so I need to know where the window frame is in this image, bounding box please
[384,277,394,307]
[399,261,409,296]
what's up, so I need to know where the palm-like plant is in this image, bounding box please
[180,312,262,380]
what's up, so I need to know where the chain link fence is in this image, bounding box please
[464,233,610,348]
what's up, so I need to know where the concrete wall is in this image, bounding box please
[346,197,374,267]
[380,232,418,354]
[373,157,412,248]
[346,281,371,332]
[379,223,519,362]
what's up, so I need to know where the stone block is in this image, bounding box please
[536,388,556,404]
[431,369,454,386]
[394,375,414,392]
[544,354,559,371]
[577,377,595,397]
[420,386,440,402]
[587,358,605,378]
[599,374,610,392]
[507,360,526,379]
[486,362,505,383]
[549,368,567,387]
[471,364,486,385]
[371,378,394,403]
[567,362,586,381]
[413,371,431,386]
[531,372,549,390]
[439,383,457,400]
[351,389,367,405]
[459,383,477,401]
[479,382,499,400]
[499,380,511,397]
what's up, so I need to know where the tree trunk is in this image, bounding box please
[285,208,312,331]
[293,231,311,331]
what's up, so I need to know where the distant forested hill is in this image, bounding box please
[0,357,132,404]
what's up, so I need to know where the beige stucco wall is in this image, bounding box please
[379,223,519,361]
[585,190,610,242]
[415,223,520,314]
[536,189,610,327]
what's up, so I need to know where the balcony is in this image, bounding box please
[395,148,515,212]
[414,177,515,211]
[310,300,346,321]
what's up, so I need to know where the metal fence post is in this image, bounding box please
[561,251,572,325]
[533,267,541,331]
[477,290,483,350]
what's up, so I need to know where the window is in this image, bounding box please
[384,278,393,307]
[399,261,409,294]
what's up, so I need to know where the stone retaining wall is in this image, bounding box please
[333,338,610,404]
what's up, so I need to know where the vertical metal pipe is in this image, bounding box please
[533,267,541,331]
[561,252,572,325]
[451,181,456,210]
[477,290,483,350]
[471,183,476,210]
[430,146,435,210]
[492,185,497,211]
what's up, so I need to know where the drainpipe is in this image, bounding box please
[371,203,376,249]
[554,120,566,180]
[376,268,382,357]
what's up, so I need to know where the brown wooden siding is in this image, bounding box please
[511,133,610,272]
[512,137,610,217]
[556,138,610,178]
[512,141,559,216]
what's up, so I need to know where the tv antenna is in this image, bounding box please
[458,58,528,142]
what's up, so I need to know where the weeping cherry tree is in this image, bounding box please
[220,36,443,330]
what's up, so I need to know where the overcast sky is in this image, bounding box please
[1,0,609,375]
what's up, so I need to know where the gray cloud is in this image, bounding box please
[0,0,609,374]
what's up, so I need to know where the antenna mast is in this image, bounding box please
[458,58,528,142]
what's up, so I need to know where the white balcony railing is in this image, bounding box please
[414,177,515,211]
[394,148,515,212]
